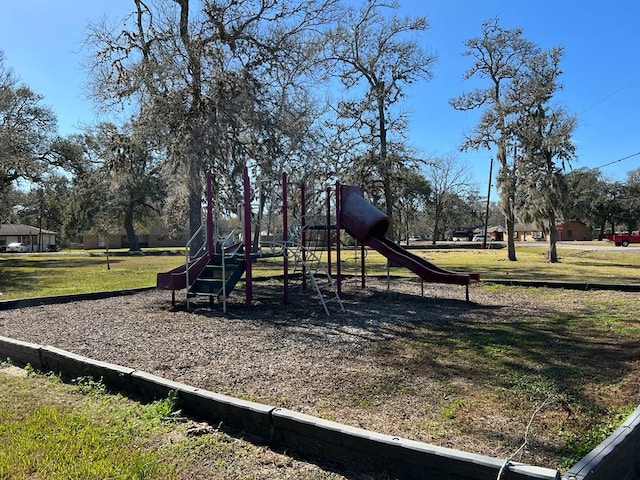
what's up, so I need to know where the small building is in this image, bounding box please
[513,223,545,242]
[487,225,506,241]
[82,225,190,250]
[0,224,59,252]
[513,221,592,242]
[557,220,592,241]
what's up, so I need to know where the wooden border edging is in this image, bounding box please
[0,336,44,370]
[563,405,640,480]
[0,335,562,480]
[270,408,560,480]
[41,345,136,390]
[482,279,640,293]
[0,287,156,310]
[129,370,275,438]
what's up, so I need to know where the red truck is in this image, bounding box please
[609,231,640,247]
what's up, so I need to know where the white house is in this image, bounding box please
[0,224,59,252]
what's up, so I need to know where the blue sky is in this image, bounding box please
[1,1,638,195]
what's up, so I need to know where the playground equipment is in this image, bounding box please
[156,167,344,315]
[155,169,250,310]
[156,167,479,312]
[338,185,480,300]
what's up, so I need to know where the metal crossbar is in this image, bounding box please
[270,240,344,316]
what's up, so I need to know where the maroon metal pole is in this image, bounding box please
[243,165,252,307]
[483,157,494,250]
[282,172,289,304]
[325,186,332,277]
[301,183,307,290]
[335,182,342,294]
[206,170,214,255]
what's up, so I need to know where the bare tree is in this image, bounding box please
[324,0,437,229]
[86,0,338,243]
[423,154,472,245]
[450,18,539,261]
[511,46,576,262]
[395,168,430,243]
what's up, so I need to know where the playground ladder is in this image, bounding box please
[281,241,344,316]
[187,254,246,304]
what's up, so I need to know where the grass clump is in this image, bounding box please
[0,367,354,479]
[0,370,176,480]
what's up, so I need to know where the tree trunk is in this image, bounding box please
[505,212,517,261]
[124,202,139,252]
[377,82,394,239]
[431,202,441,247]
[497,138,517,261]
[548,209,558,263]
[253,188,267,252]
[500,184,518,262]
[383,177,394,239]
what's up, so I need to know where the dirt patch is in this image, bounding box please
[0,364,29,377]
[0,277,638,472]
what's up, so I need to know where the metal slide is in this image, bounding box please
[340,185,479,287]
[364,236,479,286]
[156,252,212,291]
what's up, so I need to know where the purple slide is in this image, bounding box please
[156,252,211,291]
[340,186,479,286]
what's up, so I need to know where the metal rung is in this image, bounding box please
[274,240,344,316]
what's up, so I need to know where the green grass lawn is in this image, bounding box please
[288,243,640,284]
[0,365,340,480]
[0,250,185,300]
[0,367,179,479]
[385,245,640,284]
[1,243,638,300]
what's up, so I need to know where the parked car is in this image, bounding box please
[610,230,640,247]
[472,234,491,242]
[6,242,28,252]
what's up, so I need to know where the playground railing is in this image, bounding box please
[184,225,204,309]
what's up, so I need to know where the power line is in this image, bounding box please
[594,151,640,170]
[579,87,625,115]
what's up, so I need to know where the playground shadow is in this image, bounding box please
[1,258,121,269]
[188,280,639,419]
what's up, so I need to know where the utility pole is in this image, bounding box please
[483,158,494,249]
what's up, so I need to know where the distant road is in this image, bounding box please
[554,241,640,252]
[430,240,640,252]
[407,240,640,252]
